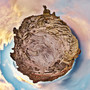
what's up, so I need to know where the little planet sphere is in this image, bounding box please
[11,5,81,83]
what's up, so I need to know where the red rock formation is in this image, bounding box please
[11,6,81,83]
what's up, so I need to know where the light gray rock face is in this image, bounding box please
[11,6,81,83]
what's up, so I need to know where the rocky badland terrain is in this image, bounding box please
[11,6,81,83]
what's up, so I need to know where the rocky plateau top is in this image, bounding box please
[11,5,81,83]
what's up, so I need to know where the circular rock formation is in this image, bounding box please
[11,6,81,83]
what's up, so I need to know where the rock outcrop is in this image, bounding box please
[11,6,81,83]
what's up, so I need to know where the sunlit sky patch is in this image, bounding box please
[0,0,90,90]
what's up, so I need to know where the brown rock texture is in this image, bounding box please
[11,6,81,83]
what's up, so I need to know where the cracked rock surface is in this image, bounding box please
[11,6,81,83]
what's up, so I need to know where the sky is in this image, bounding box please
[0,0,90,90]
